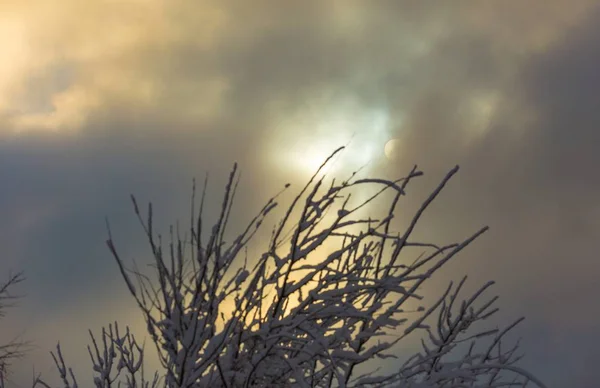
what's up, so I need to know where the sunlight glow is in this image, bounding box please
[384,138,402,161]
[270,98,392,178]
[465,91,500,140]
[0,17,31,106]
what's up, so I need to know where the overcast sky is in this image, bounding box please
[1,1,599,386]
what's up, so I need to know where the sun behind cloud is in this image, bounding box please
[266,94,392,178]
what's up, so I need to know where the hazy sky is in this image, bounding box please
[1,1,599,386]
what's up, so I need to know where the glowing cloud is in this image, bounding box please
[267,95,391,178]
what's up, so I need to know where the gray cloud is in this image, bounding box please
[2,1,600,385]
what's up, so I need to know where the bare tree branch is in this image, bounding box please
[34,148,546,388]
[0,271,31,388]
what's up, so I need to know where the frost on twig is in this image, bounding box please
[36,147,546,387]
[0,271,30,388]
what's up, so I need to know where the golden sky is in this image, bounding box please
[1,1,600,385]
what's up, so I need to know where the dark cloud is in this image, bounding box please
[406,8,600,384]
[2,1,600,385]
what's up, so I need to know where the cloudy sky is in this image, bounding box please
[1,0,599,385]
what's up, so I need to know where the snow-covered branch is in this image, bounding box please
[0,271,29,388]
[35,147,546,387]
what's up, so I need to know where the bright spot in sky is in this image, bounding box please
[270,98,392,178]
[0,18,30,105]
[465,91,499,139]
[384,138,402,161]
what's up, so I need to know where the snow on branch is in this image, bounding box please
[34,147,546,388]
[0,271,30,388]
